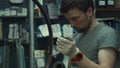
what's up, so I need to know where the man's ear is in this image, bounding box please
[86,7,93,17]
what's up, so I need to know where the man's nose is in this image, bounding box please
[70,21,75,27]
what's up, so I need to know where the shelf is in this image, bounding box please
[96,8,120,11]
[97,17,115,21]
[95,8,120,18]
[0,16,27,18]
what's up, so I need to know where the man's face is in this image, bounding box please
[65,8,91,33]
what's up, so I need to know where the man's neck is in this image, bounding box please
[87,17,99,33]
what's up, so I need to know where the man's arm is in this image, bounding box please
[73,47,116,68]
[56,37,117,68]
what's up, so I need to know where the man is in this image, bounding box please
[56,0,119,68]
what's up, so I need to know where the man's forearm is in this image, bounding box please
[75,54,101,68]
[70,54,114,68]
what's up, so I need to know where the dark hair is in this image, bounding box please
[60,0,95,13]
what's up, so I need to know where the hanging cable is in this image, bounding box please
[32,0,53,68]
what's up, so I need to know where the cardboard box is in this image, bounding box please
[115,0,120,8]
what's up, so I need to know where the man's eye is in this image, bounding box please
[71,17,78,21]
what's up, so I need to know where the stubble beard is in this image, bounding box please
[77,17,92,34]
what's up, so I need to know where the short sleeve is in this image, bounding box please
[97,27,119,50]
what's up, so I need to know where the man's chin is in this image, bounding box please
[77,29,87,33]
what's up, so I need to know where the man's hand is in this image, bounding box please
[56,37,79,58]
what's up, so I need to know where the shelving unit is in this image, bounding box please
[0,0,120,68]
[95,1,120,68]
[95,0,120,18]
[0,0,30,68]
[32,0,120,68]
[96,8,120,11]
[96,8,120,18]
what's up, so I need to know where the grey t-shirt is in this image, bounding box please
[73,23,118,64]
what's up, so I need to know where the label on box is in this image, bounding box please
[4,8,10,16]
[52,24,61,38]
[62,24,73,37]
[99,1,106,6]
[108,0,114,5]
[22,8,27,16]
[37,58,45,67]
[39,24,49,37]
[34,50,45,58]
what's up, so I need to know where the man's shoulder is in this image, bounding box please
[97,23,116,34]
